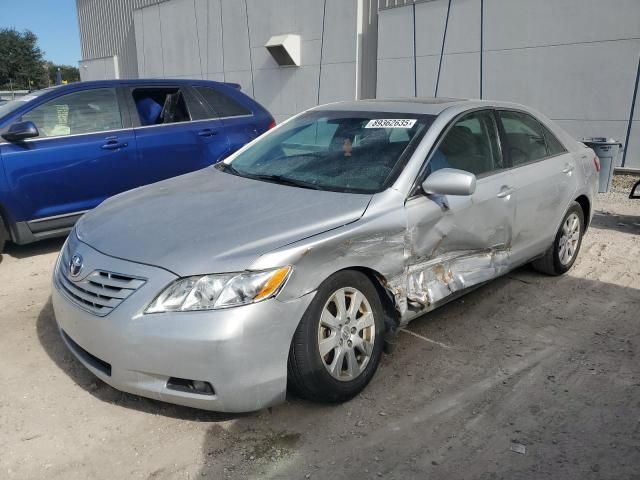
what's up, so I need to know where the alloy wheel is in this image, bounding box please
[317,287,376,382]
[558,212,581,265]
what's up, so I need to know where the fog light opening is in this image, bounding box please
[166,377,215,396]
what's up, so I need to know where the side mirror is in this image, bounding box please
[422,168,476,196]
[1,121,39,142]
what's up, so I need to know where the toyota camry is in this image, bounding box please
[52,98,598,412]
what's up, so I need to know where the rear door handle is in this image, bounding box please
[497,186,516,198]
[101,137,128,150]
[562,163,575,174]
[198,128,219,137]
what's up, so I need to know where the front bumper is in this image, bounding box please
[52,236,314,412]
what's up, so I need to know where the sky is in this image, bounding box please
[1,0,81,66]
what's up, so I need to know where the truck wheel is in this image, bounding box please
[288,270,385,403]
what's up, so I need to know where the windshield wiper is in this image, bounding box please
[248,174,323,190]
[218,163,322,190]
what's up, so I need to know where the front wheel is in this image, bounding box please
[0,217,7,253]
[287,270,385,403]
[532,201,585,275]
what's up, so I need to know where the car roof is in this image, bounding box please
[311,97,533,116]
[45,78,241,93]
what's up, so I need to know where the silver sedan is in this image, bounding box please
[52,99,598,412]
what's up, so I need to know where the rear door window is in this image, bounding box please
[541,124,567,156]
[21,88,122,138]
[131,87,191,126]
[498,111,551,166]
[427,110,504,177]
[194,86,251,118]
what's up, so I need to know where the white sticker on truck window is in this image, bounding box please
[365,119,417,129]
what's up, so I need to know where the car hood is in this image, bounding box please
[76,168,372,276]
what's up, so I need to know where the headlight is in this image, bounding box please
[145,266,292,313]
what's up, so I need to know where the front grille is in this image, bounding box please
[55,253,146,317]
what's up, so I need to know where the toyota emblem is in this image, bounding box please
[69,254,84,277]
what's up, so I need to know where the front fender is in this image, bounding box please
[251,190,408,305]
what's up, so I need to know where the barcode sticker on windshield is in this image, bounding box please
[365,119,417,129]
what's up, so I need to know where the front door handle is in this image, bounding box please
[101,137,128,150]
[562,163,575,174]
[497,186,516,198]
[198,128,219,137]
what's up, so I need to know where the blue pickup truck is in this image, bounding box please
[0,79,274,252]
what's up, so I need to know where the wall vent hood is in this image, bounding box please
[265,34,301,67]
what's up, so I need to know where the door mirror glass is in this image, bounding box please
[422,168,476,196]
[1,121,39,142]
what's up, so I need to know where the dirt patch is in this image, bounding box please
[0,192,638,479]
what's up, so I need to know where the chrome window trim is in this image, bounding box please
[0,127,132,146]
[131,114,253,131]
[0,114,255,145]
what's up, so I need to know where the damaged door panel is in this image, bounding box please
[405,248,510,308]
[400,177,516,321]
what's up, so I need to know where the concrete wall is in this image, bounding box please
[377,0,640,169]
[133,0,368,123]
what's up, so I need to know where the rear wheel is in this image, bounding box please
[287,271,385,403]
[532,202,584,276]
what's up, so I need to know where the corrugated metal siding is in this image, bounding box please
[377,0,434,11]
[76,0,168,78]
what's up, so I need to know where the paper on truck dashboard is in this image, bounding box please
[365,119,417,129]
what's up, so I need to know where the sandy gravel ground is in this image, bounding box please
[0,189,638,480]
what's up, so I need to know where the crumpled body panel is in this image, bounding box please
[405,249,510,308]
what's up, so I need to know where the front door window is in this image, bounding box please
[21,88,122,138]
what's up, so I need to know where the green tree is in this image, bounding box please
[0,28,49,90]
[45,62,80,85]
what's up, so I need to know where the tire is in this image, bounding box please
[0,217,7,253]
[532,201,585,276]
[287,270,386,403]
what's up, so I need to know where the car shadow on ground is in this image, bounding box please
[192,272,640,479]
[1,237,66,261]
[590,211,640,235]
[36,296,246,422]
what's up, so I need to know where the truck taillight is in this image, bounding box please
[268,119,276,130]
[593,156,600,172]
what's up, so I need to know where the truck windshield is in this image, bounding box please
[219,110,435,194]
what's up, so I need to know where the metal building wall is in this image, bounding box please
[376,0,640,169]
[132,0,375,123]
[76,0,167,79]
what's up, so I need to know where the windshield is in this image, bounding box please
[0,89,51,118]
[220,110,435,193]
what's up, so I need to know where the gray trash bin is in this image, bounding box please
[582,137,623,193]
